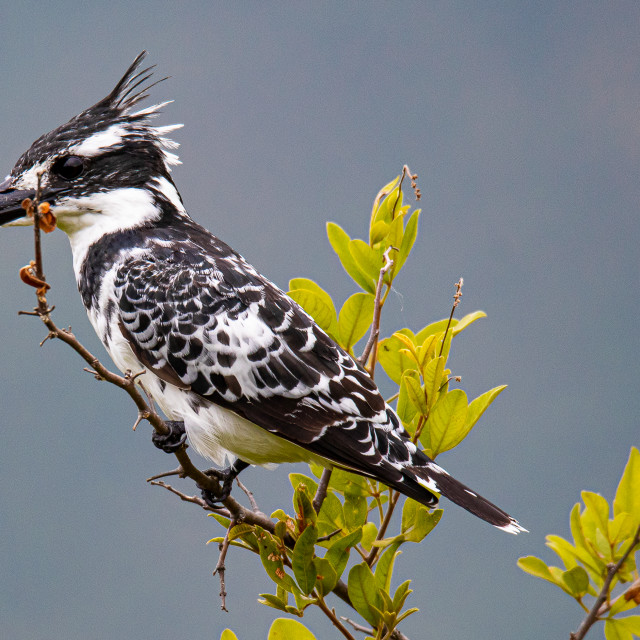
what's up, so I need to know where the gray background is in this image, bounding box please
[1,3,638,639]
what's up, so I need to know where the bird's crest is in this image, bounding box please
[12,51,182,177]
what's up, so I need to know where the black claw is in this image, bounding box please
[152,420,187,453]
[198,459,250,507]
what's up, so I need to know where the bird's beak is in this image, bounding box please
[0,177,35,226]
[0,177,62,227]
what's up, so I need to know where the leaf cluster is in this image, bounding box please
[518,447,640,640]
[212,172,507,638]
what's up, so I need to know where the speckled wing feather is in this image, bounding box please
[113,219,423,492]
[111,219,524,531]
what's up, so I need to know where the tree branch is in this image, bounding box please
[570,523,640,640]
[17,174,414,638]
[313,468,332,513]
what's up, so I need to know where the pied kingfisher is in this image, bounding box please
[0,53,524,534]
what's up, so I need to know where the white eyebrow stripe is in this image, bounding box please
[67,123,128,157]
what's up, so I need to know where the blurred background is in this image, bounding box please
[1,3,638,639]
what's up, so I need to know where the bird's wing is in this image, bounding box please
[114,230,416,486]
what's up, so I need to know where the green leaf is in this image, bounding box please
[292,524,318,595]
[570,502,588,549]
[402,371,428,416]
[289,473,319,496]
[256,528,298,592]
[581,491,610,537]
[545,535,579,570]
[396,375,418,426]
[326,222,376,293]
[396,607,420,625]
[268,618,317,640]
[326,528,363,580]
[385,214,406,282]
[349,238,383,282]
[317,491,345,537]
[401,498,419,534]
[294,483,317,526]
[344,495,368,530]
[425,389,469,456]
[415,319,456,343]
[288,288,339,341]
[372,182,401,226]
[417,333,441,372]
[465,385,507,433]
[328,468,369,496]
[378,331,419,385]
[220,630,239,640]
[517,556,559,585]
[604,618,640,640]
[348,563,384,627]
[360,521,379,552]
[228,523,256,542]
[374,542,402,592]
[392,579,413,612]
[451,310,487,335]
[396,211,419,274]
[369,220,390,245]
[610,594,639,616]
[209,513,231,528]
[259,593,289,612]
[313,556,338,596]
[401,503,442,543]
[561,566,590,597]
[338,292,375,351]
[618,616,640,634]
[614,447,640,525]
[422,355,445,413]
[610,512,636,546]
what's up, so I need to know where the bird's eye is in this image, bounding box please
[52,155,85,181]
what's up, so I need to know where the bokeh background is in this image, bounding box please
[1,3,638,639]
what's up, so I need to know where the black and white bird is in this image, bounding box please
[0,53,524,534]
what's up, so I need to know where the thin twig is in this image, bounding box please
[317,528,343,543]
[570,524,640,640]
[313,468,333,513]
[365,490,401,566]
[146,467,184,482]
[341,616,374,635]
[32,173,45,282]
[315,595,357,640]
[214,518,236,611]
[439,278,463,358]
[359,246,396,377]
[149,480,213,510]
[236,478,259,512]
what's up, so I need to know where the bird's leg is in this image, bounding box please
[151,420,187,453]
[198,459,251,507]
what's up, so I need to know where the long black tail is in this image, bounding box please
[408,459,526,534]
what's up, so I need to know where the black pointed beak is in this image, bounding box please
[0,186,35,225]
[0,177,63,226]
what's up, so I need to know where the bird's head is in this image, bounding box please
[0,51,184,243]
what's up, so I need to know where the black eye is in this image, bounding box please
[52,155,85,181]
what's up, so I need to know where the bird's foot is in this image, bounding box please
[151,420,187,453]
[198,459,250,508]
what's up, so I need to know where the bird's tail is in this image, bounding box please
[409,460,527,534]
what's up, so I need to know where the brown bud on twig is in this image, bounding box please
[19,261,50,295]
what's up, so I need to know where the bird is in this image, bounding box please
[0,52,525,534]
